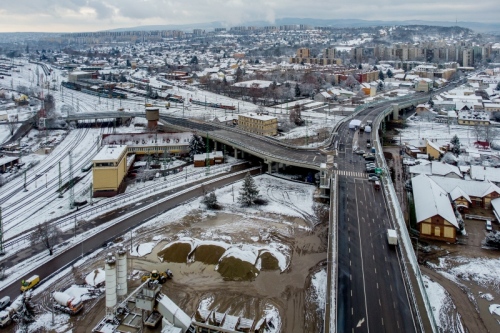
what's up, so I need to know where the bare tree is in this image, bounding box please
[30,222,60,255]
[7,116,17,136]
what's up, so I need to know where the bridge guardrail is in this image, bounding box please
[374,102,438,333]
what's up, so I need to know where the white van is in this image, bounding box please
[0,296,10,310]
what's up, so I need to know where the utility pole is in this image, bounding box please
[69,152,74,209]
[23,170,27,192]
[58,161,63,198]
[163,150,168,181]
[89,183,93,205]
[205,133,210,176]
[0,207,5,255]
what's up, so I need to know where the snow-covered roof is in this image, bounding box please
[93,145,127,162]
[411,174,458,227]
[431,161,462,177]
[239,113,277,121]
[470,165,500,183]
[429,176,500,198]
[449,186,471,203]
[427,139,444,154]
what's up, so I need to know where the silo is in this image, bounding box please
[145,107,160,129]
[116,246,128,298]
[104,253,117,316]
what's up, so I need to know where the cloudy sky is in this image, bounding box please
[0,0,497,32]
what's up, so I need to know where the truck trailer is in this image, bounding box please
[387,229,398,246]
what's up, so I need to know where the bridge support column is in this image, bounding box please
[241,151,245,158]
[234,148,238,159]
[268,162,273,174]
[392,103,399,121]
[214,141,218,151]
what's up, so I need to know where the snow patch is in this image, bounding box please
[130,242,156,257]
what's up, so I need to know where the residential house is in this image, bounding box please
[411,175,458,242]
[409,161,462,178]
[426,140,445,159]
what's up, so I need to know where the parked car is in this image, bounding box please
[355,149,365,155]
[486,220,493,232]
[366,167,376,173]
[368,176,380,182]
[365,156,375,162]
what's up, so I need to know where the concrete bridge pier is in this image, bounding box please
[234,148,238,159]
[392,103,399,121]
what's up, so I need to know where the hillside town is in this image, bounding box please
[0,15,500,333]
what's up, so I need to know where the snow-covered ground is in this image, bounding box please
[2,174,320,332]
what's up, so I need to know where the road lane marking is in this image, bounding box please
[373,255,375,260]
[377,283,379,289]
[379,299,381,306]
[375,268,377,274]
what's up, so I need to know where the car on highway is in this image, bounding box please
[366,164,376,169]
[355,149,365,155]
[365,156,375,161]
[366,167,376,173]
[368,175,380,182]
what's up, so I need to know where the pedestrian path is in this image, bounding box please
[334,170,367,178]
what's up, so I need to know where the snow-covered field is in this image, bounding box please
[1,174,322,331]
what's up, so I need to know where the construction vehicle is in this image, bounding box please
[141,269,173,284]
[0,295,23,327]
[20,275,40,293]
[53,291,84,315]
[14,94,29,106]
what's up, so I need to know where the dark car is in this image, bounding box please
[365,156,376,161]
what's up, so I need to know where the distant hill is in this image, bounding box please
[105,18,500,34]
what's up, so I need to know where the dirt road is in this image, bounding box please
[420,266,490,333]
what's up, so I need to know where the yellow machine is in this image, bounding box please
[141,269,173,284]
[20,275,40,293]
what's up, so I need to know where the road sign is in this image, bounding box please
[375,168,383,175]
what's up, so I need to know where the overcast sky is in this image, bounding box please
[0,0,497,33]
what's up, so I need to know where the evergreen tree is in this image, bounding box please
[379,70,385,81]
[378,81,384,91]
[235,66,243,82]
[203,191,219,209]
[450,135,461,156]
[238,173,260,206]
[358,64,363,70]
[496,82,500,91]
[428,98,435,108]
[190,56,198,64]
[386,69,393,78]
[126,59,131,67]
[295,83,301,97]
[188,134,205,158]
[485,230,500,249]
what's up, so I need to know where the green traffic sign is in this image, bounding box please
[375,168,382,175]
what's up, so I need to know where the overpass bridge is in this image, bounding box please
[159,115,328,173]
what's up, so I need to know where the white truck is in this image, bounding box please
[387,229,398,246]
[53,291,84,315]
[0,295,23,327]
[349,119,362,130]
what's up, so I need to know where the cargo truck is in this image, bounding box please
[0,295,23,327]
[387,229,398,246]
[53,291,84,315]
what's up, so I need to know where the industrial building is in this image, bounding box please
[92,145,129,197]
[93,248,269,333]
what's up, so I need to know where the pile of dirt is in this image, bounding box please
[193,244,226,265]
[158,242,192,263]
[259,252,280,271]
[217,256,260,281]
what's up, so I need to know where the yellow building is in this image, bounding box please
[238,113,278,136]
[426,139,444,159]
[92,145,128,197]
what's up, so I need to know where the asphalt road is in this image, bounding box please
[0,167,260,301]
[333,102,418,333]
[160,115,326,167]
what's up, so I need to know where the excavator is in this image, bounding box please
[141,269,173,284]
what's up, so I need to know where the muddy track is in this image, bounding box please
[421,265,490,333]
